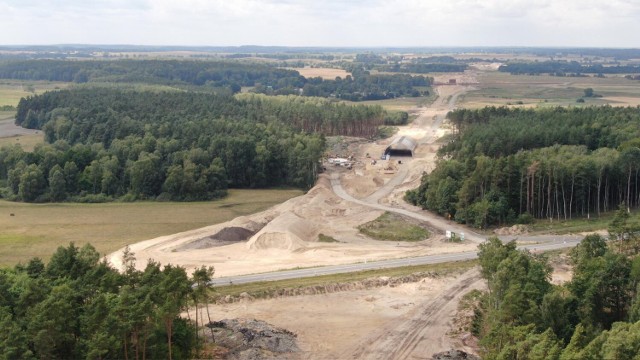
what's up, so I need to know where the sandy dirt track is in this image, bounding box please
[206,268,485,359]
[344,269,484,359]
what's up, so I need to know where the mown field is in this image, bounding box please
[0,134,43,151]
[527,209,640,235]
[295,67,351,80]
[353,94,436,111]
[0,111,44,151]
[460,72,640,108]
[0,189,303,266]
[0,80,69,107]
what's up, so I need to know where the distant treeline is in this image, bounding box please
[223,53,336,61]
[298,72,431,101]
[0,89,385,202]
[0,59,300,90]
[380,63,467,73]
[406,106,640,228]
[0,59,431,101]
[350,53,467,73]
[499,61,640,75]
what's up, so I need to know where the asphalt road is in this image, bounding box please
[211,238,582,286]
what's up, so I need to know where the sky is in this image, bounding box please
[1,0,639,47]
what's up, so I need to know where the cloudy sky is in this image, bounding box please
[1,0,639,47]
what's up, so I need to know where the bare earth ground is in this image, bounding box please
[206,268,486,360]
[295,67,352,80]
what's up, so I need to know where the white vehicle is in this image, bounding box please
[328,157,350,166]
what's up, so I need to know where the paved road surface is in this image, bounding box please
[212,238,581,286]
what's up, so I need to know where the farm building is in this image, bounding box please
[384,136,417,157]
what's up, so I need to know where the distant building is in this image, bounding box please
[448,79,457,85]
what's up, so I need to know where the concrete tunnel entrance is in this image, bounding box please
[384,136,417,157]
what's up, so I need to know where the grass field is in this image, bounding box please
[0,111,44,151]
[0,189,303,266]
[528,208,640,235]
[353,93,436,111]
[460,72,640,109]
[296,67,351,80]
[0,134,44,151]
[0,111,13,121]
[0,81,69,107]
[358,211,430,242]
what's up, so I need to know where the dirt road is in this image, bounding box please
[344,269,484,359]
[208,268,485,360]
[330,83,487,243]
[330,172,485,243]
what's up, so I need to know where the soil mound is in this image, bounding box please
[246,212,317,251]
[432,349,480,360]
[207,318,299,360]
[173,226,258,250]
[494,224,529,236]
[213,227,256,242]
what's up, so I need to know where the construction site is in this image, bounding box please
[105,79,484,358]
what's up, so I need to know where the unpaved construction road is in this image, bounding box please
[344,269,484,359]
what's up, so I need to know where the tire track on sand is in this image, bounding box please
[346,269,483,360]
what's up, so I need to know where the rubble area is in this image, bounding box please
[207,318,300,360]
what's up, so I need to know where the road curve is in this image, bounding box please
[331,172,487,243]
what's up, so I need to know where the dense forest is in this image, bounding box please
[499,61,640,75]
[406,106,640,228]
[473,212,640,358]
[0,243,210,359]
[378,56,468,73]
[296,72,431,100]
[0,59,301,90]
[0,59,432,101]
[0,89,386,202]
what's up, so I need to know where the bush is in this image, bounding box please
[384,111,409,125]
[69,194,111,203]
[119,193,138,202]
[516,213,534,225]
[318,233,340,243]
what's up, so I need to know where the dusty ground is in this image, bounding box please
[107,174,476,277]
[550,253,573,285]
[204,268,485,359]
[295,67,351,80]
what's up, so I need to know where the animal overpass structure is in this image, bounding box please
[384,136,417,157]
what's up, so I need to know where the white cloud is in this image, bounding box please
[0,0,638,47]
